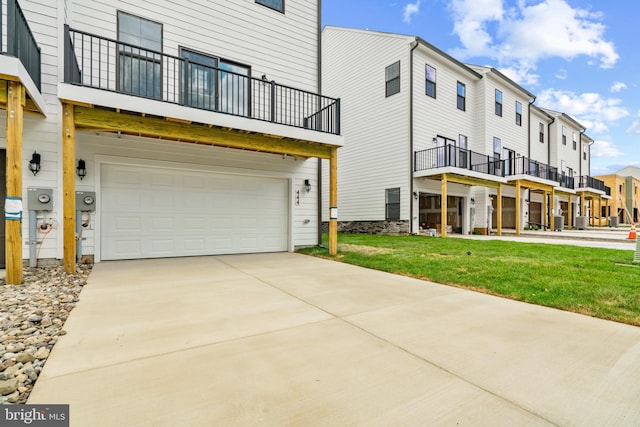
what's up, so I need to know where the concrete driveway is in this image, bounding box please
[28,253,640,426]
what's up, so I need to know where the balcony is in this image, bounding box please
[1,0,41,90]
[63,27,340,136]
[507,156,574,189]
[578,175,610,195]
[414,146,505,177]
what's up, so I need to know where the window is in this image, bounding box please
[458,134,467,150]
[117,12,163,99]
[572,132,577,150]
[386,61,400,97]
[515,101,522,126]
[426,65,436,98]
[562,126,567,145]
[385,188,400,220]
[583,145,587,160]
[619,184,623,193]
[180,48,250,115]
[457,82,466,111]
[539,122,544,143]
[495,89,503,116]
[255,0,284,13]
[493,137,501,156]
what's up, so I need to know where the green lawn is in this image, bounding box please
[297,234,640,326]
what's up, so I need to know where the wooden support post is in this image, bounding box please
[62,104,76,273]
[598,196,602,227]
[497,184,502,236]
[581,194,585,218]
[328,147,338,256]
[543,191,548,230]
[441,174,447,238]
[567,196,572,229]
[550,189,555,231]
[515,181,521,236]
[5,81,24,285]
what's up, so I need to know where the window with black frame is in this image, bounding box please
[385,188,400,221]
[256,0,284,13]
[117,12,162,100]
[180,48,250,116]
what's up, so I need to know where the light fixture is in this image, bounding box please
[413,191,419,200]
[29,151,41,176]
[76,159,87,180]
[304,179,311,193]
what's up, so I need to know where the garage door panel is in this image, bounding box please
[101,163,289,260]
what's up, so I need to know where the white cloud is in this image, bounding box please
[610,82,627,93]
[627,121,640,135]
[403,0,421,23]
[537,89,629,134]
[591,140,623,158]
[449,0,618,84]
[555,69,568,80]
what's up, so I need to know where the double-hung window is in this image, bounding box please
[426,65,436,98]
[539,123,544,143]
[385,188,400,221]
[572,132,577,150]
[495,89,503,116]
[385,61,400,97]
[256,0,284,13]
[562,126,567,145]
[515,101,522,126]
[117,12,163,99]
[457,82,466,111]
[180,48,250,116]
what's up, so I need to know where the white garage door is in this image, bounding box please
[101,163,289,260]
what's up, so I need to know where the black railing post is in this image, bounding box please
[182,58,189,107]
[270,80,276,123]
[7,0,16,56]
[335,98,341,135]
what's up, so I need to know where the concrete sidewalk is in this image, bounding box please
[28,254,640,426]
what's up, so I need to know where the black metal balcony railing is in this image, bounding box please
[2,0,41,90]
[414,145,505,177]
[578,175,610,195]
[507,156,575,189]
[63,27,340,135]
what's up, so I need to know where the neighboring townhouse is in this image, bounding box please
[1,0,343,284]
[596,167,640,224]
[321,26,607,237]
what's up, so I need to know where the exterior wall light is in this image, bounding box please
[77,159,87,180]
[29,151,41,176]
[304,179,311,192]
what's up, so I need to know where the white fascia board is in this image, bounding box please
[0,55,47,116]
[58,83,344,147]
[414,167,508,184]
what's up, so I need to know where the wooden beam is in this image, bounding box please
[444,174,502,189]
[72,106,333,159]
[62,104,76,273]
[497,184,503,236]
[543,191,548,229]
[515,180,521,236]
[441,174,448,238]
[328,147,338,256]
[0,80,44,116]
[5,81,24,285]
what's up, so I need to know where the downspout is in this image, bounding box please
[527,96,536,158]
[317,0,323,245]
[547,116,555,166]
[409,38,419,234]
[578,128,585,178]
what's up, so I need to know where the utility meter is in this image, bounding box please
[28,188,53,211]
[76,191,97,211]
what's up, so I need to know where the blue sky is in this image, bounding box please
[322,0,640,175]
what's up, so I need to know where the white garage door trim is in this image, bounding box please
[94,156,293,262]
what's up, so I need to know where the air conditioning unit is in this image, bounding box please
[575,216,588,230]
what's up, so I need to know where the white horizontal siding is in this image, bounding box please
[529,108,549,164]
[322,27,412,222]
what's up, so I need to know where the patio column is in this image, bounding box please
[543,191,548,230]
[599,196,603,226]
[5,81,25,285]
[497,184,502,236]
[441,174,448,238]
[328,146,338,256]
[515,181,521,235]
[581,193,585,217]
[63,103,76,273]
[567,196,573,229]
[550,189,555,231]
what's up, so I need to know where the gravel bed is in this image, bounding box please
[0,265,91,404]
